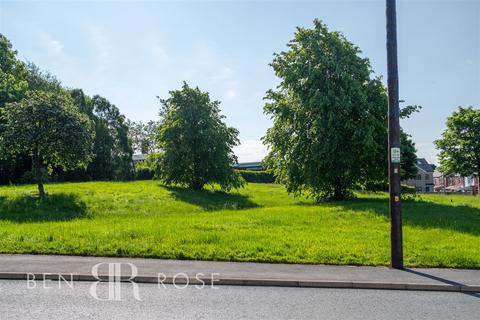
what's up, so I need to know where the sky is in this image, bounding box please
[1,0,479,163]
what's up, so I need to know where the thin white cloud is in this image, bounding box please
[40,33,64,54]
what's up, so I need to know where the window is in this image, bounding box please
[416,174,422,180]
[424,174,430,180]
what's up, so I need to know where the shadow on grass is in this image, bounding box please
[326,197,480,236]
[164,186,259,211]
[0,194,88,223]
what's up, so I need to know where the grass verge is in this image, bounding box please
[0,181,479,268]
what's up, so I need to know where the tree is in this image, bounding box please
[0,34,29,184]
[128,120,158,155]
[0,91,95,196]
[400,131,417,180]
[263,19,417,201]
[25,62,62,93]
[435,106,480,194]
[87,95,134,180]
[154,82,244,191]
[0,34,28,108]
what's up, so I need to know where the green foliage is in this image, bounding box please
[134,155,157,180]
[135,167,155,180]
[128,120,158,155]
[25,62,62,93]
[154,82,244,191]
[263,20,418,201]
[435,107,480,182]
[263,20,382,201]
[400,131,417,180]
[0,181,479,268]
[0,91,95,195]
[400,104,422,119]
[86,95,134,180]
[0,34,28,107]
[0,34,30,184]
[237,170,275,183]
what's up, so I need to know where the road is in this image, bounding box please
[0,280,478,319]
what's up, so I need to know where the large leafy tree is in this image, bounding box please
[0,34,28,107]
[155,82,244,191]
[0,34,29,184]
[88,95,133,180]
[263,19,417,200]
[435,107,480,193]
[0,91,95,196]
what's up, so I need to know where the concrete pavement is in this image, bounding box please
[0,254,479,292]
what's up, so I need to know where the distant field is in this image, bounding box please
[0,181,479,268]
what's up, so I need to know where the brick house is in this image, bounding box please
[434,171,479,194]
[403,158,435,193]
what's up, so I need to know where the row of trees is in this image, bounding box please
[0,34,133,195]
[3,19,475,201]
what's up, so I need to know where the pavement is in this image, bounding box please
[1,280,479,320]
[0,254,479,292]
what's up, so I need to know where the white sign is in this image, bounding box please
[391,147,401,164]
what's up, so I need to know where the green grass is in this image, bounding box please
[0,181,479,268]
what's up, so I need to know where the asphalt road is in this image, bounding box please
[0,280,478,319]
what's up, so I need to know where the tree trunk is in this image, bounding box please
[33,154,45,197]
[333,178,346,201]
[472,172,480,196]
[190,179,204,191]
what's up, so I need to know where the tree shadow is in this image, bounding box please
[164,186,259,211]
[0,194,89,223]
[326,197,480,236]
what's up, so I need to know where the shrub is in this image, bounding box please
[135,167,155,180]
[134,156,156,180]
[237,170,275,183]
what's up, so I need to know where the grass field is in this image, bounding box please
[0,181,479,268]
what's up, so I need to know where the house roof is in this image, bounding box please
[233,162,263,170]
[132,154,147,161]
[416,158,435,173]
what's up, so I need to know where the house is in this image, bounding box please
[434,171,479,194]
[403,158,435,193]
[132,154,148,162]
[232,162,263,171]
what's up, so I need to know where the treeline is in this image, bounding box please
[1,18,428,201]
[0,34,136,184]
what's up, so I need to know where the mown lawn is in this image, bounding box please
[0,181,479,268]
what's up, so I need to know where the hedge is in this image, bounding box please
[237,170,275,183]
[135,167,155,180]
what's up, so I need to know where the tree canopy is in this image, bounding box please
[0,91,95,196]
[263,19,417,200]
[87,95,133,180]
[154,82,244,191]
[128,120,158,155]
[0,34,28,107]
[0,34,135,184]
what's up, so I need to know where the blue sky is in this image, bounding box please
[1,0,478,163]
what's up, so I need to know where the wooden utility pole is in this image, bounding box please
[386,0,403,269]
